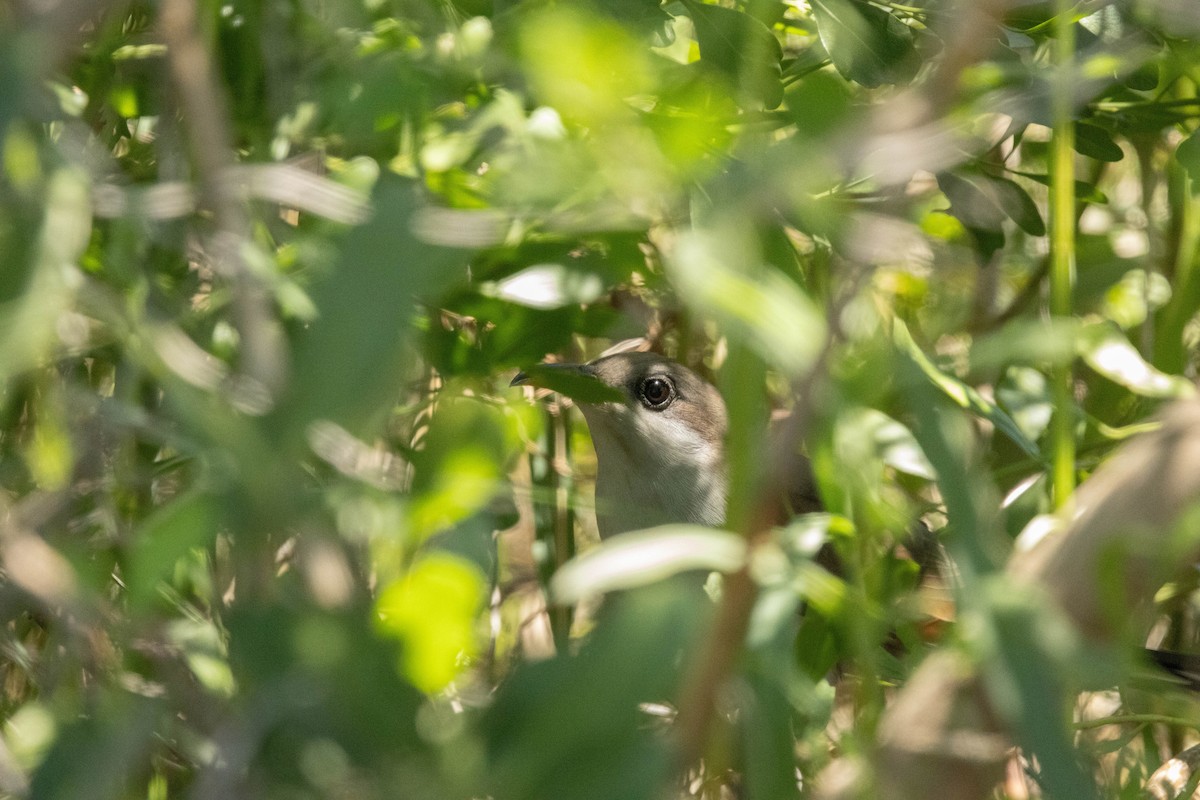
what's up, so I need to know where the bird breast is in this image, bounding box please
[581,405,728,539]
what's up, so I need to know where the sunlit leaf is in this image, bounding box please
[482,263,606,309]
[519,6,656,124]
[375,553,486,693]
[1078,324,1195,398]
[168,617,235,697]
[0,167,89,386]
[409,399,513,539]
[851,407,936,479]
[1101,268,1171,328]
[5,702,56,771]
[550,525,748,602]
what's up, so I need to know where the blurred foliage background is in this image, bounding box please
[4,0,1200,797]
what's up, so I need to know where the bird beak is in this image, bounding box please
[509,362,623,404]
[510,362,589,388]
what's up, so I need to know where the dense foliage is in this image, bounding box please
[3,0,1200,797]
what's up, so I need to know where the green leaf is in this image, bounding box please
[683,0,784,109]
[1073,123,1124,162]
[127,491,219,609]
[895,321,1043,461]
[271,176,470,443]
[483,581,697,800]
[408,399,513,539]
[988,175,1046,236]
[785,69,854,138]
[667,225,826,378]
[592,0,675,44]
[550,525,748,602]
[938,170,1045,236]
[852,407,936,480]
[375,553,486,693]
[1176,129,1200,190]
[1078,324,1195,398]
[970,318,1083,374]
[1008,169,1108,204]
[810,0,920,88]
[740,672,804,800]
[979,577,1097,800]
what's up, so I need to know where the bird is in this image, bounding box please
[511,350,822,539]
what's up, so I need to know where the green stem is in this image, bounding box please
[1049,0,1077,510]
[1074,713,1200,731]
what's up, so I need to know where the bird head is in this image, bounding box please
[513,352,729,538]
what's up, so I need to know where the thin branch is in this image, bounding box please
[673,306,842,768]
[158,0,286,408]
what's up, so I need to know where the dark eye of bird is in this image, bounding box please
[638,376,674,410]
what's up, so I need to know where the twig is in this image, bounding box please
[673,324,838,768]
[158,0,286,406]
[1074,714,1200,731]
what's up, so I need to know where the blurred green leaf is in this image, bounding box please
[127,490,219,609]
[273,176,470,441]
[683,0,784,109]
[409,398,514,539]
[785,69,854,138]
[376,553,486,693]
[550,525,747,602]
[484,581,702,800]
[668,225,826,377]
[970,319,1083,374]
[810,0,920,88]
[29,696,160,800]
[1176,128,1200,190]
[0,167,89,386]
[739,671,802,800]
[851,407,936,480]
[168,616,235,697]
[976,577,1097,800]
[1074,122,1124,162]
[1009,169,1108,204]
[226,604,427,769]
[938,170,1045,237]
[519,6,657,125]
[592,0,675,43]
[1078,324,1195,398]
[896,321,1043,461]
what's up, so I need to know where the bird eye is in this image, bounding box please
[639,376,674,409]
